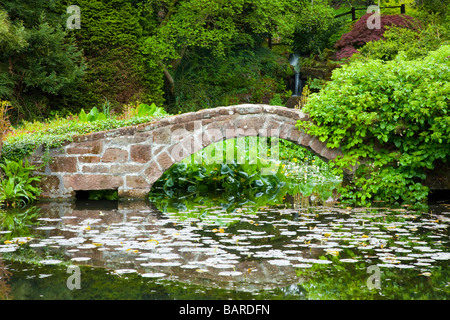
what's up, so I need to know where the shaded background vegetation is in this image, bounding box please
[1,0,449,121]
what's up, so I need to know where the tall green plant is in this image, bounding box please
[78,107,107,122]
[0,159,42,208]
[0,100,11,159]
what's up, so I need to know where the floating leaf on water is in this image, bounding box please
[40,259,63,265]
[280,231,297,236]
[71,257,91,262]
[414,262,432,266]
[36,226,56,230]
[0,246,16,253]
[430,252,450,260]
[396,256,415,261]
[267,259,291,266]
[309,258,332,264]
[395,264,415,269]
[180,264,200,269]
[292,263,313,268]
[29,243,46,248]
[78,244,97,249]
[141,273,166,278]
[210,264,235,269]
[325,249,340,256]
[141,262,181,267]
[218,271,242,276]
[115,269,137,274]
[377,263,397,268]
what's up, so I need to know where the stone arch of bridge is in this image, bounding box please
[31,104,343,200]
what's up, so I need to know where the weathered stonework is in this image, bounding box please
[31,104,348,200]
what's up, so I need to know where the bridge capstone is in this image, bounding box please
[29,104,345,200]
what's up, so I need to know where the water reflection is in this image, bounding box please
[1,197,449,299]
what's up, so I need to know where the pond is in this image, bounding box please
[0,194,448,300]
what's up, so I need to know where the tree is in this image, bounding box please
[0,1,85,120]
[59,0,165,108]
[142,0,334,95]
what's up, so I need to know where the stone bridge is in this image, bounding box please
[30,104,346,200]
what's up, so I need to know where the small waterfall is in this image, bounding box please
[289,54,302,96]
[294,72,301,96]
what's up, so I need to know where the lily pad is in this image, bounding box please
[141,273,166,278]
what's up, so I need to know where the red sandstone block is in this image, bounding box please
[78,156,101,163]
[66,141,103,155]
[102,148,128,163]
[118,188,151,199]
[63,174,123,190]
[157,151,174,170]
[49,157,77,173]
[110,164,144,174]
[130,145,152,163]
[309,136,326,154]
[144,163,164,184]
[39,175,61,194]
[82,165,109,173]
[126,176,150,189]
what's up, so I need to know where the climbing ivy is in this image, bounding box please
[297,45,450,208]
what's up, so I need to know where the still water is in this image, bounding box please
[0,197,449,300]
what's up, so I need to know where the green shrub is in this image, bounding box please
[0,206,40,241]
[297,45,450,208]
[269,94,284,106]
[357,24,450,61]
[0,5,85,121]
[0,159,42,208]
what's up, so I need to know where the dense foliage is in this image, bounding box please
[149,137,341,212]
[0,159,42,208]
[1,104,168,162]
[335,13,420,60]
[357,22,450,61]
[1,0,350,120]
[297,45,450,208]
[0,1,84,120]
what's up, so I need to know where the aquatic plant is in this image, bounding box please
[0,206,40,241]
[149,136,341,209]
[0,159,42,208]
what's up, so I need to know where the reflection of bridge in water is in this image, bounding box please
[34,201,316,293]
